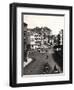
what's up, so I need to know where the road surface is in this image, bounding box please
[23,48,62,75]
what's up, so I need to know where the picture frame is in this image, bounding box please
[10,3,72,87]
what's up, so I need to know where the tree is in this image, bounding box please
[33,27,42,34]
[43,27,51,35]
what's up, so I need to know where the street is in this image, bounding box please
[23,47,62,75]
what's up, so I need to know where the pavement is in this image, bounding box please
[23,48,62,75]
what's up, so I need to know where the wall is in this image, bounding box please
[0,0,74,89]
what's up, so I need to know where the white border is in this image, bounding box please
[17,7,70,83]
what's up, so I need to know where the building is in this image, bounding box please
[59,29,63,45]
[29,32,42,49]
[29,27,51,50]
[23,24,52,51]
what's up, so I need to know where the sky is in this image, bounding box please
[23,14,64,35]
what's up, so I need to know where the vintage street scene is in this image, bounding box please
[22,14,63,75]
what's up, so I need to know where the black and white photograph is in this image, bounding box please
[22,14,63,75]
[10,3,72,87]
